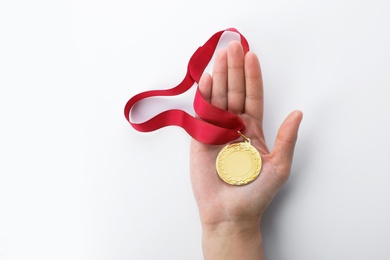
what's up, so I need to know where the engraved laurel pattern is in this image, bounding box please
[216,143,262,185]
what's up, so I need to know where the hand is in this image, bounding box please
[190,41,303,259]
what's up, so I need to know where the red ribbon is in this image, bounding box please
[124,28,250,145]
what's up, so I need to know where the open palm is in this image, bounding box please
[190,41,303,228]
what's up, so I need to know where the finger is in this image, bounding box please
[198,73,212,103]
[211,49,228,110]
[227,41,245,114]
[244,51,264,122]
[271,110,303,178]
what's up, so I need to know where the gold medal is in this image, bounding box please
[216,133,262,185]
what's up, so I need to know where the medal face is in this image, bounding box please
[216,142,262,185]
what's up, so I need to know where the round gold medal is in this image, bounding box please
[216,138,262,186]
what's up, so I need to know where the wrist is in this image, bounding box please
[202,219,264,260]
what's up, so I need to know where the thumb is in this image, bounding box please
[271,110,303,177]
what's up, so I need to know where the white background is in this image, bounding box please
[1,0,389,259]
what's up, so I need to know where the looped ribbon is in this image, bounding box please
[124,28,250,145]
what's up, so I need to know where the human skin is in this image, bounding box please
[190,41,303,259]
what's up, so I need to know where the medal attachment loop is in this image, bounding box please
[238,131,251,143]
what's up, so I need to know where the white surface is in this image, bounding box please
[1,0,389,259]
